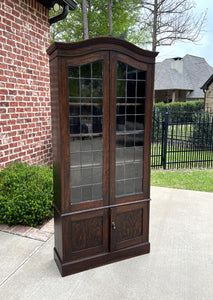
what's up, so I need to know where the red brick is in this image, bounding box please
[0,0,52,170]
[0,89,8,95]
[9,154,18,160]
[0,145,8,151]
[1,114,10,119]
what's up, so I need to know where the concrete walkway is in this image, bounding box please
[0,187,213,300]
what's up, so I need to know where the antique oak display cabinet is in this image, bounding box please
[47,37,157,276]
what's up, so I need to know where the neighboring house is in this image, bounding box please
[201,74,213,112]
[154,55,213,103]
[0,0,75,170]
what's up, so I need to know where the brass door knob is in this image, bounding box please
[112,221,116,230]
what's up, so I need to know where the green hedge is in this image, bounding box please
[154,100,204,114]
[154,100,204,123]
[192,112,213,147]
[0,162,53,227]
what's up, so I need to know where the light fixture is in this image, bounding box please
[53,2,60,12]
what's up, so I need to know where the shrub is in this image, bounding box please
[0,162,53,227]
[154,100,204,123]
[192,112,213,147]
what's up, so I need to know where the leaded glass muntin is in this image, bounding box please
[115,61,146,198]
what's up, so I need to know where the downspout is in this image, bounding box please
[49,4,69,25]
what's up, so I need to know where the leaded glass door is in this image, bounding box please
[68,52,110,209]
[68,55,147,208]
[69,61,104,203]
[109,53,148,208]
[115,61,146,197]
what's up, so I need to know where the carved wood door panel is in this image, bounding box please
[110,202,149,252]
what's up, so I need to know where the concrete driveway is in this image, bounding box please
[0,187,213,300]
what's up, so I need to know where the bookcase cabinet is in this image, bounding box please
[47,37,157,276]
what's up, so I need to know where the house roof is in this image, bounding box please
[155,55,213,99]
[37,0,77,10]
[201,74,213,91]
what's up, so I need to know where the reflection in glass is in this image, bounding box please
[69,79,79,97]
[93,167,102,183]
[117,80,126,98]
[93,184,102,200]
[81,64,91,78]
[68,61,103,204]
[68,66,79,78]
[116,61,146,197]
[93,80,103,97]
[92,61,102,78]
[117,61,126,79]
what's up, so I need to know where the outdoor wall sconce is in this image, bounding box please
[37,0,77,24]
[53,2,60,12]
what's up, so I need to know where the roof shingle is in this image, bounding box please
[155,55,213,99]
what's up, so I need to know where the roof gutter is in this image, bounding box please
[49,4,69,25]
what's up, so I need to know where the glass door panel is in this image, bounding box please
[115,61,146,197]
[68,61,103,204]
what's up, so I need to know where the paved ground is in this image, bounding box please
[0,187,213,300]
[0,218,54,242]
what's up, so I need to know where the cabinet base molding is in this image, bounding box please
[54,242,150,277]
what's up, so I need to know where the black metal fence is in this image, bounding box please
[151,108,213,169]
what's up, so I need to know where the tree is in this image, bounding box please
[82,0,89,39]
[108,0,113,35]
[50,2,84,42]
[50,0,144,43]
[138,0,207,51]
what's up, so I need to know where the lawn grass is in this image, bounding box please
[151,168,213,192]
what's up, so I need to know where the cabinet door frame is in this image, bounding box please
[109,51,153,206]
[110,201,149,252]
[62,51,110,212]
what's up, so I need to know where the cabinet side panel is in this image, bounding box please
[49,57,61,211]
[54,208,63,260]
[143,64,155,198]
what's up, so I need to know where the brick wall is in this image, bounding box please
[0,0,52,169]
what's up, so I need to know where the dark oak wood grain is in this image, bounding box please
[47,37,157,277]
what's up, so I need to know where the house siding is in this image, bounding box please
[0,0,52,169]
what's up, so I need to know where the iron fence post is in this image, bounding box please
[162,110,169,169]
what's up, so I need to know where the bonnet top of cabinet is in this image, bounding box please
[47,37,158,62]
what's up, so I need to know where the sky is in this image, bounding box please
[156,0,213,67]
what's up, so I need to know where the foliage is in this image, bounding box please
[0,162,53,227]
[152,106,163,142]
[154,100,204,114]
[152,101,205,142]
[50,4,84,42]
[50,0,146,44]
[151,168,213,192]
[192,112,213,147]
[154,100,204,123]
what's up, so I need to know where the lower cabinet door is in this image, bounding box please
[110,202,149,252]
[63,209,109,262]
